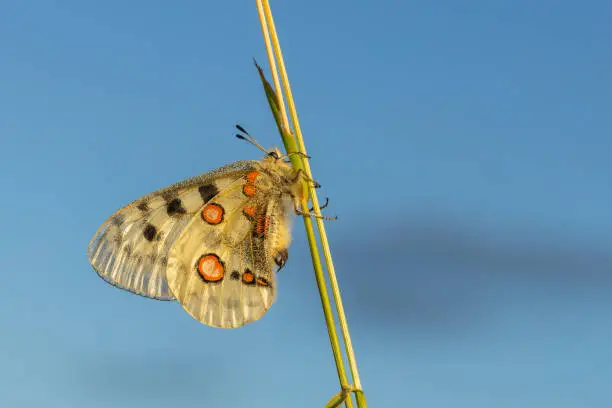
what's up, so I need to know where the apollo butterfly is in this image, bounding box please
[87,126,332,328]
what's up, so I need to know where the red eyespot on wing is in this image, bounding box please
[242,183,256,197]
[201,203,224,224]
[243,205,257,219]
[196,254,224,282]
[246,171,260,183]
[242,270,255,284]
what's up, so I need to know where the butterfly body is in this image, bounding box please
[88,150,305,328]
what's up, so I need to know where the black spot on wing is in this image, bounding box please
[143,224,157,241]
[136,201,149,212]
[113,231,123,245]
[166,198,186,216]
[230,271,240,280]
[198,184,219,203]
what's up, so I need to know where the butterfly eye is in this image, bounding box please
[268,151,280,159]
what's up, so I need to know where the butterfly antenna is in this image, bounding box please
[235,124,268,154]
[235,124,249,134]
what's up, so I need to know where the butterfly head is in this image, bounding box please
[262,147,295,175]
[265,146,284,161]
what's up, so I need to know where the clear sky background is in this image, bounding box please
[1,1,611,407]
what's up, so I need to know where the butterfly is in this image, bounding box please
[87,126,331,328]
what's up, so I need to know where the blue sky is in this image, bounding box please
[1,1,611,407]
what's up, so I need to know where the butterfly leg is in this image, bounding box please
[281,151,311,161]
[293,200,337,220]
[292,169,321,188]
[309,197,329,212]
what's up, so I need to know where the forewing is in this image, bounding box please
[87,160,258,300]
[166,183,280,328]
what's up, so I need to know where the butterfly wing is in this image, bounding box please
[166,179,291,328]
[87,160,259,300]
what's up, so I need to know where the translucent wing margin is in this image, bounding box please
[87,160,259,300]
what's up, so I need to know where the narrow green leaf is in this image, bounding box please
[253,60,300,165]
[324,388,351,408]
